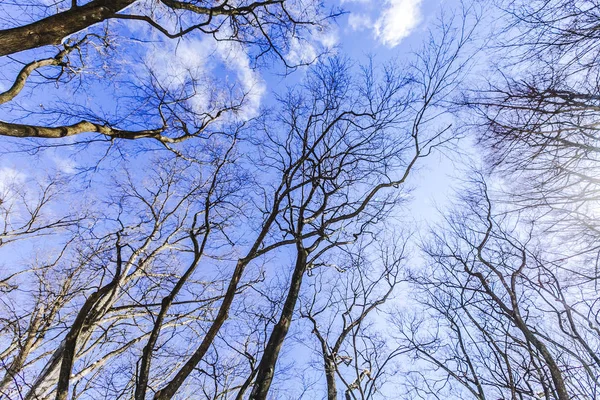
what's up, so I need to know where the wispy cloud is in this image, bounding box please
[348,13,374,31]
[145,35,265,121]
[50,154,77,175]
[286,23,339,68]
[0,167,26,208]
[0,167,24,192]
[215,39,266,120]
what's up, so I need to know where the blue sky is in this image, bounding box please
[0,0,470,229]
[0,2,479,397]
[4,2,599,399]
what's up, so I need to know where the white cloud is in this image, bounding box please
[286,36,318,66]
[285,21,339,67]
[50,155,77,174]
[345,0,423,47]
[146,38,213,93]
[316,26,340,50]
[0,167,26,206]
[374,0,423,47]
[0,167,24,191]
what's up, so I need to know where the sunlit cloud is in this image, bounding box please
[375,0,423,47]
[346,0,423,47]
[348,13,374,31]
[0,167,25,207]
[50,154,77,175]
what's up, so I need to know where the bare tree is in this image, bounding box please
[244,11,477,398]
[0,173,81,248]
[0,0,337,144]
[0,4,481,400]
[0,0,332,59]
[398,177,600,400]
[467,0,600,256]
[0,134,247,400]
[0,172,87,398]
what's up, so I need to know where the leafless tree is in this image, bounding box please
[0,172,82,248]
[0,4,480,400]
[467,0,600,256]
[397,177,600,400]
[0,0,337,144]
[0,172,87,398]
[0,133,248,400]
[243,11,476,398]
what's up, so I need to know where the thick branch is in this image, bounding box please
[0,40,85,105]
[250,246,308,399]
[0,120,166,140]
[159,0,282,16]
[0,59,59,104]
[0,0,136,57]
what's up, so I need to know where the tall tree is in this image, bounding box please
[0,3,481,400]
[398,177,600,399]
[469,0,600,254]
[245,11,476,397]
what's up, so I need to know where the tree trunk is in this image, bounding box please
[324,355,338,400]
[153,259,248,400]
[250,247,308,399]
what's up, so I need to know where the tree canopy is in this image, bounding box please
[1,1,600,400]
